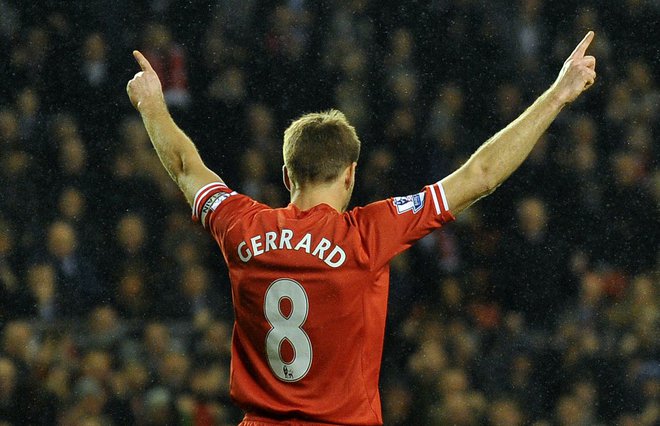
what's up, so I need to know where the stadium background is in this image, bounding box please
[0,0,657,424]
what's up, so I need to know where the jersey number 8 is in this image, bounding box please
[264,278,313,382]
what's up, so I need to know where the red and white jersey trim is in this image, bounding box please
[428,181,450,215]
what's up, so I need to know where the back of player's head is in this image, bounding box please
[283,109,360,186]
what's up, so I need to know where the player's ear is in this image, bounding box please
[343,162,357,190]
[282,166,291,192]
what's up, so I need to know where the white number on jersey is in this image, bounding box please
[264,278,313,382]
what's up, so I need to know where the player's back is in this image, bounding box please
[194,181,453,425]
[226,202,387,425]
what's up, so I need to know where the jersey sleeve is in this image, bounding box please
[191,181,261,241]
[353,180,455,270]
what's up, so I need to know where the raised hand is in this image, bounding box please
[126,50,166,113]
[551,31,597,105]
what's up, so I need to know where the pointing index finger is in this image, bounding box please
[569,31,595,60]
[133,50,154,72]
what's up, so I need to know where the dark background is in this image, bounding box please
[0,0,657,424]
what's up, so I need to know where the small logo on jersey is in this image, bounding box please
[393,192,425,214]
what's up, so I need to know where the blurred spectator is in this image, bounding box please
[555,393,590,426]
[141,386,178,426]
[239,148,268,201]
[15,86,43,146]
[1,115,42,233]
[102,145,166,230]
[187,363,232,423]
[0,357,22,425]
[111,212,151,274]
[0,1,19,42]
[45,220,103,315]
[61,376,110,425]
[0,218,20,324]
[494,82,524,129]
[175,264,222,324]
[2,321,32,373]
[8,25,50,89]
[262,2,315,118]
[322,0,373,75]
[624,59,659,127]
[119,116,178,203]
[24,262,59,321]
[512,0,545,74]
[381,380,413,426]
[158,351,189,394]
[487,398,524,426]
[425,82,466,152]
[334,76,370,135]
[82,306,124,353]
[209,0,258,43]
[142,322,173,376]
[357,147,396,204]
[207,66,247,111]
[79,33,110,91]
[0,107,19,147]
[142,23,190,110]
[56,185,102,255]
[115,267,153,319]
[604,151,656,273]
[498,197,574,329]
[194,320,231,365]
[57,186,86,224]
[75,31,118,144]
[56,132,89,188]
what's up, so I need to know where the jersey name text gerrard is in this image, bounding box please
[237,229,346,268]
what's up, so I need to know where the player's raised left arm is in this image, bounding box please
[441,31,597,215]
[126,50,221,207]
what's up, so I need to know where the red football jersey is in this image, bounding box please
[192,181,454,425]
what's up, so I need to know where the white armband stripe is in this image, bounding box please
[429,184,441,215]
[436,182,449,212]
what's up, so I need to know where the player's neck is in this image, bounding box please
[290,182,346,212]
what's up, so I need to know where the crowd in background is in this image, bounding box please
[0,0,658,425]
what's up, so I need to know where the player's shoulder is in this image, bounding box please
[195,183,272,229]
[346,183,447,221]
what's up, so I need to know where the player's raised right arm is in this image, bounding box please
[126,50,221,207]
[440,32,597,215]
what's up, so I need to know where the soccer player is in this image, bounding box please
[127,32,596,425]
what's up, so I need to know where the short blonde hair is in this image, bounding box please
[283,110,360,186]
